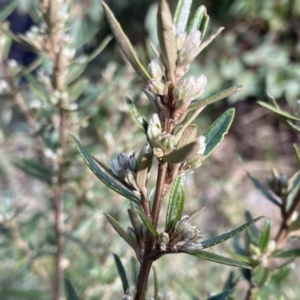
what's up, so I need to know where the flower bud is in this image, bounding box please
[147,113,162,141]
[147,79,165,95]
[174,215,189,233]
[118,152,130,169]
[124,169,139,190]
[148,58,165,80]
[161,134,176,150]
[157,232,169,251]
[174,75,207,104]
[196,135,206,155]
[176,32,187,51]
[126,285,136,297]
[181,241,203,252]
[110,160,122,176]
[160,291,173,300]
[177,30,201,66]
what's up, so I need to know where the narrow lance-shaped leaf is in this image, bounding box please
[173,0,193,34]
[245,211,259,246]
[187,5,207,35]
[272,248,300,258]
[188,86,245,112]
[126,97,148,133]
[104,213,138,251]
[162,141,199,164]
[258,219,271,252]
[196,27,224,55]
[185,250,251,269]
[101,2,151,81]
[203,108,235,158]
[246,171,281,207]
[271,265,293,285]
[135,207,159,238]
[64,277,80,300]
[199,12,209,39]
[257,101,300,121]
[252,265,271,288]
[285,119,300,134]
[131,256,139,286]
[157,0,177,84]
[165,176,185,232]
[207,289,235,300]
[201,216,264,249]
[152,266,159,300]
[0,0,18,23]
[175,124,197,147]
[71,136,140,204]
[293,144,300,168]
[113,254,129,293]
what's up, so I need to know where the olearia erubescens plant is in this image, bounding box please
[72,0,263,299]
[229,96,300,300]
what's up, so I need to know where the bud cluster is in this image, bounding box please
[147,113,176,156]
[158,215,203,252]
[267,169,288,197]
[180,135,206,174]
[110,152,139,193]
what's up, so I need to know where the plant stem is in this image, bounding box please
[275,186,300,247]
[53,107,67,300]
[135,161,169,300]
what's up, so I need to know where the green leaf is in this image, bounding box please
[203,108,235,158]
[0,0,18,23]
[101,2,150,81]
[258,219,271,252]
[196,27,224,55]
[285,119,300,134]
[14,158,52,182]
[187,5,207,35]
[126,97,148,133]
[113,254,129,293]
[157,0,177,84]
[135,207,159,238]
[174,0,192,34]
[271,265,293,285]
[272,248,300,258]
[252,265,271,288]
[206,289,235,300]
[201,217,264,249]
[176,124,197,148]
[165,176,185,232]
[68,78,89,102]
[131,256,139,286]
[287,171,300,195]
[104,214,137,251]
[64,277,80,300]
[162,141,199,164]
[199,13,209,39]
[246,171,281,207]
[257,101,300,121]
[293,144,300,168]
[152,266,159,300]
[71,136,140,204]
[186,250,251,269]
[245,211,259,246]
[188,86,245,112]
[84,35,113,63]
[136,150,152,192]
